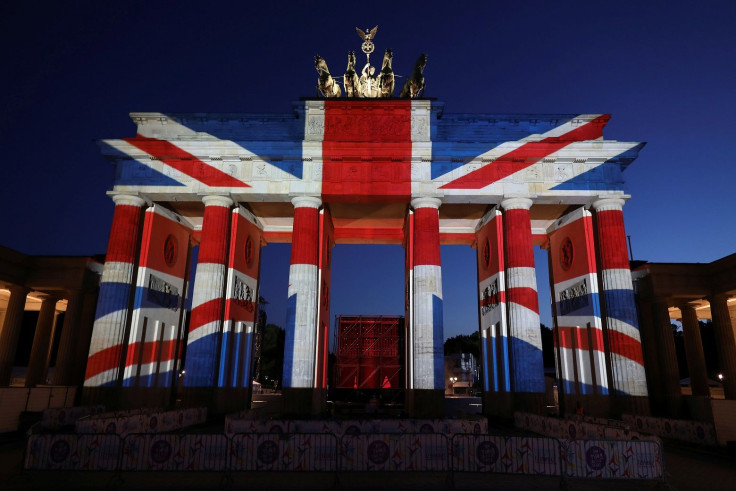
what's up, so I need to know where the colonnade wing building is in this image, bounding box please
[84,100,647,417]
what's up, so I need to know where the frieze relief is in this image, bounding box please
[411,113,429,141]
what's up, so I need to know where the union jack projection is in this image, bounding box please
[86,100,647,413]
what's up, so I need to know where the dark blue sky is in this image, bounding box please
[2,1,735,339]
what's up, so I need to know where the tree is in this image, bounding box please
[444,332,480,358]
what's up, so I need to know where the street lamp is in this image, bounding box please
[450,376,458,395]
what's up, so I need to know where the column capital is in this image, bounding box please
[8,284,30,297]
[500,197,532,211]
[202,194,233,208]
[676,301,700,313]
[592,198,625,212]
[706,293,730,305]
[291,196,322,209]
[410,197,441,210]
[111,194,146,208]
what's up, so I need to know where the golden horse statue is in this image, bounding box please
[315,55,342,98]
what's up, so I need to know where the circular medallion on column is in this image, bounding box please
[483,238,491,269]
[244,235,254,266]
[163,234,178,267]
[560,237,574,271]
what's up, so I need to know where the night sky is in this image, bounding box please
[2,1,735,339]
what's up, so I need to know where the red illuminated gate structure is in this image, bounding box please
[333,315,404,393]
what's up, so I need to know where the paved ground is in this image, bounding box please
[2,433,735,490]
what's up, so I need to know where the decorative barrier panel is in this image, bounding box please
[451,434,560,475]
[561,439,663,479]
[121,434,228,471]
[41,405,105,430]
[225,417,487,438]
[514,412,653,442]
[23,430,665,481]
[25,434,122,471]
[622,414,717,446]
[230,433,338,471]
[340,433,449,471]
[76,407,207,436]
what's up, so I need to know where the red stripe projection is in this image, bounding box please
[555,326,606,352]
[290,205,319,266]
[322,101,412,202]
[506,287,539,314]
[607,330,645,366]
[504,208,535,268]
[192,298,229,328]
[123,339,178,370]
[198,204,230,264]
[413,207,441,266]
[85,345,123,380]
[549,214,597,282]
[476,212,504,282]
[440,115,610,189]
[595,209,630,270]
[124,137,250,188]
[106,204,143,263]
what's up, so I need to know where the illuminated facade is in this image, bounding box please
[82,100,649,417]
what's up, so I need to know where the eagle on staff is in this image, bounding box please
[356,26,378,48]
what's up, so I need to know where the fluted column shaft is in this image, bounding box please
[53,290,84,385]
[679,303,709,397]
[184,195,233,387]
[708,295,736,399]
[0,286,30,385]
[501,198,544,393]
[592,198,648,397]
[283,196,322,389]
[652,299,682,415]
[411,197,444,390]
[25,297,59,387]
[73,290,100,385]
[84,194,146,387]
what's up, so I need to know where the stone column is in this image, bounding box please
[184,195,233,388]
[679,303,709,397]
[592,198,648,413]
[708,294,736,399]
[72,290,100,386]
[282,196,322,415]
[53,290,83,385]
[25,296,59,387]
[0,285,30,385]
[652,299,682,416]
[501,198,545,401]
[83,194,146,390]
[408,198,444,417]
[637,300,663,410]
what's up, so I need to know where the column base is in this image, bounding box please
[120,387,173,409]
[281,388,327,417]
[81,386,123,410]
[611,395,651,418]
[212,387,252,414]
[177,387,215,412]
[560,394,612,418]
[512,392,546,416]
[405,389,444,418]
[482,391,515,418]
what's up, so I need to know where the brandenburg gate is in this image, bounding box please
[82,37,649,417]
